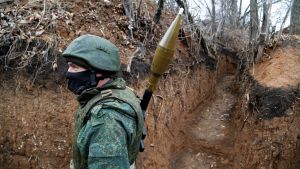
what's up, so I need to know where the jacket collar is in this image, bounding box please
[77,78,126,106]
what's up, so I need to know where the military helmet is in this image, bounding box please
[62,34,120,72]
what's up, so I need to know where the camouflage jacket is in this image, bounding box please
[72,78,144,169]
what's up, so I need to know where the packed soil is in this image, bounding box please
[252,39,300,88]
[0,1,300,169]
[1,42,299,168]
[231,38,300,169]
[171,75,237,169]
[232,105,300,169]
[0,74,76,168]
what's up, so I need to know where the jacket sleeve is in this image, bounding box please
[87,108,130,169]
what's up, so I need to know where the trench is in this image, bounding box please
[0,45,299,169]
[1,0,300,168]
[171,75,237,169]
[137,54,238,169]
[138,41,300,169]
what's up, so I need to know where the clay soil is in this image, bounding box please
[1,41,298,169]
[0,1,300,169]
[0,74,76,168]
[252,39,300,88]
[171,75,237,169]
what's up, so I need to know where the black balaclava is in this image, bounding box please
[65,69,111,95]
[65,70,98,95]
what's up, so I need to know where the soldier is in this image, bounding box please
[63,34,144,169]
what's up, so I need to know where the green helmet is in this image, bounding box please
[62,34,120,72]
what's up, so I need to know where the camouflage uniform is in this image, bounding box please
[62,35,144,169]
[72,78,144,169]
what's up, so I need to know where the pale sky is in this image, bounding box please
[187,0,291,30]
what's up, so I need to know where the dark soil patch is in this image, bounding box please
[250,80,299,119]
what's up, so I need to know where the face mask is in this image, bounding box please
[65,70,96,95]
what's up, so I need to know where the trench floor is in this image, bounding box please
[172,75,237,169]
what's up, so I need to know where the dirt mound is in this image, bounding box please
[252,37,300,88]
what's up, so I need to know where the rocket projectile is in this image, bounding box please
[148,8,184,91]
[139,9,184,152]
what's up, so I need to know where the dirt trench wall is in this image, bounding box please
[1,50,299,169]
[232,104,300,169]
[231,79,300,169]
[137,56,235,168]
[0,74,76,169]
[231,39,300,169]
[0,54,234,169]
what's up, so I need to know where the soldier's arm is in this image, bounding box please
[87,108,130,169]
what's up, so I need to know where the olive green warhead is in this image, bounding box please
[149,8,184,91]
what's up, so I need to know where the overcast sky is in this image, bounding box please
[187,0,291,30]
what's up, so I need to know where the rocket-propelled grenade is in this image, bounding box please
[140,8,183,111]
[148,8,184,92]
[139,8,183,152]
